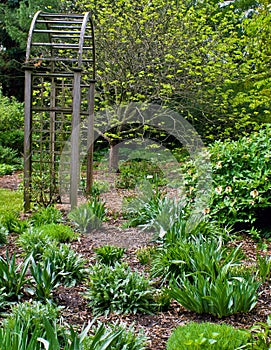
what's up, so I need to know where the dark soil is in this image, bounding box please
[0,172,271,349]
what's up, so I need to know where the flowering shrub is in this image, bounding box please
[182,126,271,233]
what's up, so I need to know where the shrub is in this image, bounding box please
[166,322,252,349]
[85,262,156,315]
[68,198,106,233]
[94,245,125,266]
[39,223,78,243]
[0,145,21,166]
[42,244,88,287]
[182,126,271,232]
[0,164,16,175]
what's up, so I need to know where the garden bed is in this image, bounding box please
[0,172,271,349]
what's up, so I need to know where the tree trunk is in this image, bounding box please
[109,143,119,172]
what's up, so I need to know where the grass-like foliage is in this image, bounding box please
[84,322,148,350]
[4,301,60,337]
[30,205,63,227]
[256,253,271,282]
[39,223,78,243]
[94,245,125,266]
[85,262,156,315]
[30,257,61,302]
[0,224,8,245]
[170,272,260,318]
[68,198,106,233]
[123,182,185,233]
[17,227,58,260]
[166,322,252,349]
[0,189,23,217]
[0,252,31,301]
[42,244,88,287]
[150,233,242,284]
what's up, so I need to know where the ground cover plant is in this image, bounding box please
[0,127,271,349]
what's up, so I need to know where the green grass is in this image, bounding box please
[0,189,23,216]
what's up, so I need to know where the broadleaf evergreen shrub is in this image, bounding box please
[182,126,271,232]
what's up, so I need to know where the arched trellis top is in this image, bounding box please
[25,11,95,78]
[24,11,96,211]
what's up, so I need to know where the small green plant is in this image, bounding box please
[17,227,58,260]
[4,301,60,336]
[30,257,60,302]
[116,159,165,189]
[39,223,78,243]
[0,164,16,175]
[0,189,23,217]
[42,244,88,287]
[68,198,106,233]
[136,246,156,265]
[256,253,271,282]
[166,322,252,349]
[84,322,148,350]
[170,273,260,318]
[250,314,271,349]
[150,234,243,284]
[0,145,21,166]
[0,252,31,301]
[85,262,156,315]
[0,224,8,245]
[94,245,125,266]
[30,205,63,226]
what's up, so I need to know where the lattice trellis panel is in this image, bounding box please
[24,11,95,210]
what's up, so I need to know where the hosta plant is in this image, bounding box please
[85,262,156,315]
[166,322,252,349]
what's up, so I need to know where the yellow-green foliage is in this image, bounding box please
[0,189,23,217]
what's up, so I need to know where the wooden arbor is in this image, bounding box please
[24,11,95,210]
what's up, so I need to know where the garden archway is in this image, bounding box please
[23,11,95,210]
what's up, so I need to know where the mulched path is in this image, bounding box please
[0,172,271,349]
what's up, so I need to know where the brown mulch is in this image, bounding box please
[0,172,271,349]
